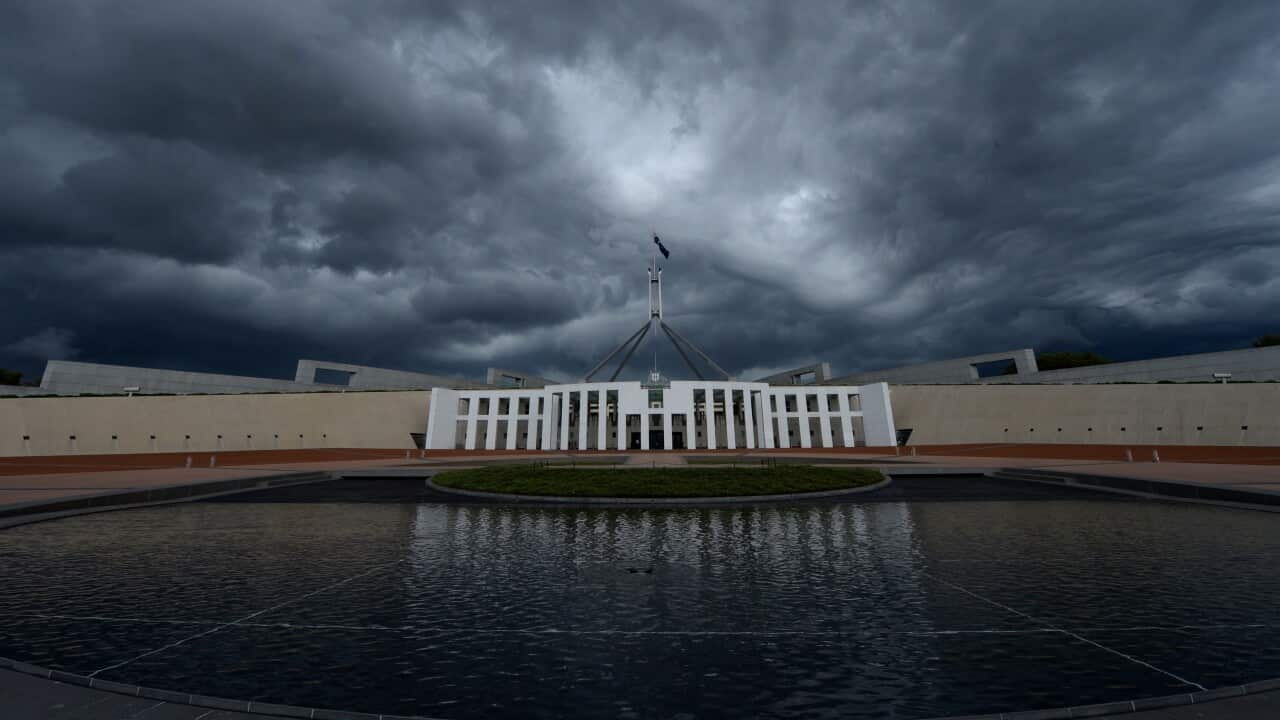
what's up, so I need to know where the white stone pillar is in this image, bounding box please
[596,390,607,451]
[837,392,855,447]
[725,388,737,450]
[640,413,650,450]
[540,395,553,450]
[425,388,460,450]
[777,394,791,449]
[759,393,775,449]
[818,395,833,448]
[743,389,756,449]
[798,393,812,449]
[858,382,897,447]
[464,414,478,450]
[559,392,571,451]
[684,411,696,451]
[578,389,589,451]
[485,396,499,450]
[663,413,673,450]
[505,397,519,450]
[705,388,717,449]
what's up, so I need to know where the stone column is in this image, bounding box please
[464,413,478,450]
[559,392,571,451]
[485,396,499,450]
[759,392,775,449]
[798,392,812,449]
[818,395,833,448]
[837,392,855,447]
[578,389,589,451]
[705,388,718,450]
[724,388,737,450]
[596,389,608,451]
[540,395,553,450]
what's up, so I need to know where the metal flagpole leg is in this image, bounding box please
[660,323,705,380]
[661,321,731,380]
[609,322,652,381]
[584,321,651,381]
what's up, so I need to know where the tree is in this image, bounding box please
[1035,351,1111,372]
[1253,334,1280,348]
[0,368,21,386]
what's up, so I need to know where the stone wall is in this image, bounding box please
[3,382,1277,457]
[890,383,1280,446]
[0,391,429,456]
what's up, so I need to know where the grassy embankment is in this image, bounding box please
[432,464,884,498]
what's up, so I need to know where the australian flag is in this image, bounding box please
[653,234,670,259]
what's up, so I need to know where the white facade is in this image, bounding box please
[424,381,896,451]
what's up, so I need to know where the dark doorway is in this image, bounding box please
[630,432,641,450]
[649,430,663,449]
[673,432,685,450]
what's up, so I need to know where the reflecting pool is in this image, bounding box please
[2,477,1279,718]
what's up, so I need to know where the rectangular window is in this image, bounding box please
[313,368,354,386]
[827,393,840,412]
[805,394,819,412]
[847,394,861,412]
[458,397,471,415]
[498,397,510,415]
[830,416,846,447]
[478,398,491,415]
[518,397,530,415]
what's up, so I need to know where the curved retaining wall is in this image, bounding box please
[424,476,892,504]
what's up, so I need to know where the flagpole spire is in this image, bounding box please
[584,232,731,382]
[648,246,662,319]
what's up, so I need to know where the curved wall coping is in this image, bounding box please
[424,476,891,505]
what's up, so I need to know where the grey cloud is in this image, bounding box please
[3,0,1280,383]
[5,328,80,360]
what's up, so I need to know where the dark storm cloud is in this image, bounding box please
[2,0,1280,383]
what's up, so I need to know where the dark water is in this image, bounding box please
[2,478,1280,718]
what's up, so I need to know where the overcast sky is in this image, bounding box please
[2,1,1279,384]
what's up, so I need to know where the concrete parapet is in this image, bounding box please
[983,345,1280,384]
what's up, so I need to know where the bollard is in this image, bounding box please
[911,447,917,457]
[1124,448,1133,462]
[1152,449,1160,463]
[209,455,217,468]
[405,450,410,460]
[185,456,192,469]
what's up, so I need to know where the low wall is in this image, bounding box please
[0,391,430,457]
[4,383,1276,458]
[890,383,1280,446]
